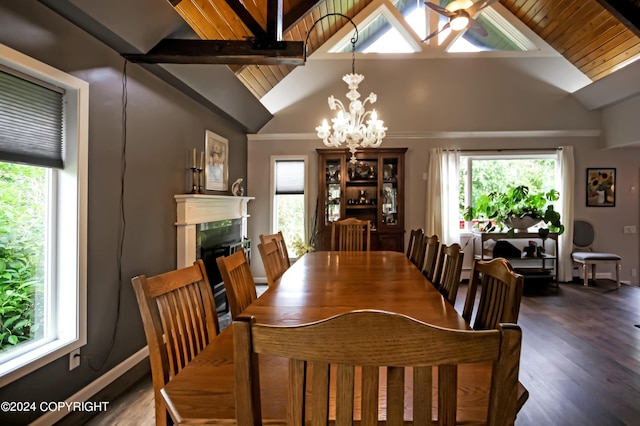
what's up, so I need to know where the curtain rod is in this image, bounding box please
[455,147,562,152]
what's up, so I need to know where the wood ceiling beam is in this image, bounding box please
[123,39,304,66]
[596,0,640,37]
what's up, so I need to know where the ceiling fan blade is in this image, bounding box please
[468,18,488,37]
[422,22,450,41]
[425,1,456,17]
[468,0,500,16]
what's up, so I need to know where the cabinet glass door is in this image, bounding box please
[381,157,399,226]
[324,159,342,225]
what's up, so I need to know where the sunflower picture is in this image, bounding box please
[586,168,616,207]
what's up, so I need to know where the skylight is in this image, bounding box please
[331,0,537,55]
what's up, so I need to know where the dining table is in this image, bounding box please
[161,250,528,424]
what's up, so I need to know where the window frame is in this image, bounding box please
[269,155,309,244]
[0,43,88,386]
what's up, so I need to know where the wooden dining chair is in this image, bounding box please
[406,228,424,260]
[408,230,425,268]
[131,259,220,426]
[234,310,522,426]
[432,243,464,305]
[330,217,371,251]
[257,240,287,287]
[259,231,291,269]
[216,248,257,319]
[421,234,441,281]
[463,258,525,330]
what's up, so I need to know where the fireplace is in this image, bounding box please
[197,219,251,312]
[175,194,253,311]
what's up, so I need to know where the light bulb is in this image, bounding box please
[450,15,470,31]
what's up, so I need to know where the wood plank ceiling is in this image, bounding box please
[170,0,640,99]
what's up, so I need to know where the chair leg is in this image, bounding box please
[616,262,621,288]
[582,263,588,287]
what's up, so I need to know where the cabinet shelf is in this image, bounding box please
[346,205,377,209]
[347,180,378,185]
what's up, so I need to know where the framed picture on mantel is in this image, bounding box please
[586,168,615,207]
[205,130,229,192]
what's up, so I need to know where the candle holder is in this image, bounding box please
[197,167,204,194]
[190,166,199,194]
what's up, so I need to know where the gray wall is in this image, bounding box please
[0,2,246,423]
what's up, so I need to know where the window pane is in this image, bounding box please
[460,157,556,230]
[275,194,305,246]
[0,162,47,355]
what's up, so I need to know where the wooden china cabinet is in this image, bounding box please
[316,148,407,252]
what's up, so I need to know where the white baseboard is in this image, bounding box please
[30,346,149,426]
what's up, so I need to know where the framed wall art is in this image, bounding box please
[586,168,615,207]
[205,130,229,191]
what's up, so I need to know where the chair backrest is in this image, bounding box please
[421,234,441,281]
[259,231,291,268]
[406,228,424,259]
[131,259,220,426]
[258,240,288,287]
[234,310,522,426]
[330,218,371,251]
[463,258,524,330]
[573,220,595,250]
[408,231,426,268]
[216,248,257,319]
[432,243,464,305]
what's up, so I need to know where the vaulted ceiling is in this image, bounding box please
[38,0,640,133]
[157,0,640,99]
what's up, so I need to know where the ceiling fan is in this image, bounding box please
[422,0,500,42]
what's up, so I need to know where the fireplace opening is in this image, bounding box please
[197,219,251,313]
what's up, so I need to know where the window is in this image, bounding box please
[329,0,538,54]
[459,153,557,231]
[271,157,308,257]
[0,43,88,385]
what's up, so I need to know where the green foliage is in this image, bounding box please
[464,185,564,238]
[0,162,46,351]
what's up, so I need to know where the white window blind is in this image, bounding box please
[275,160,304,194]
[0,68,64,168]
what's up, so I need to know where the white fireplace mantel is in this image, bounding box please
[175,194,254,268]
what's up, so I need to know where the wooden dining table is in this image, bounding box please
[161,250,528,424]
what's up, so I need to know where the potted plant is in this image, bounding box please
[463,185,564,238]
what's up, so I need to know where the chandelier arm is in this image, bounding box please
[304,13,359,63]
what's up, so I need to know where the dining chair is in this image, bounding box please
[406,228,424,260]
[432,243,464,305]
[421,234,441,281]
[234,310,522,426]
[330,217,371,251]
[408,231,426,268]
[216,248,257,319]
[463,258,525,330]
[131,259,220,426]
[257,240,287,287]
[572,219,621,288]
[259,231,291,269]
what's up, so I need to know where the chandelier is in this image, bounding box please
[308,14,387,163]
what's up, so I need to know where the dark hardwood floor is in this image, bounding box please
[82,281,640,426]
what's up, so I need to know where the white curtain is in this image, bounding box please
[425,148,460,245]
[557,146,575,282]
